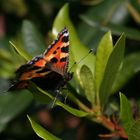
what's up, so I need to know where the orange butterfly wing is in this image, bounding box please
[9,28,70,90]
[42,28,69,76]
[19,28,69,80]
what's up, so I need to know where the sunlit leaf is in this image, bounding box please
[28,116,61,140]
[95,31,113,104]
[99,34,125,109]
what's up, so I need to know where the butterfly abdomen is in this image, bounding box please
[31,71,64,90]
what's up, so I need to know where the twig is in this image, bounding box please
[125,1,140,24]
[96,115,128,139]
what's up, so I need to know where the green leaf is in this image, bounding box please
[95,31,113,104]
[80,65,95,106]
[0,49,17,78]
[56,102,89,117]
[80,0,124,23]
[120,93,134,134]
[107,23,140,41]
[112,52,140,93]
[28,116,61,140]
[9,41,31,61]
[22,20,46,57]
[52,3,95,75]
[29,82,89,117]
[128,119,140,140]
[0,48,13,62]
[80,15,140,41]
[0,90,33,132]
[78,0,127,49]
[99,34,125,109]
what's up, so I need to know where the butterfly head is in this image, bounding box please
[64,72,73,82]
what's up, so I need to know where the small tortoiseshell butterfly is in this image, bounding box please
[9,28,73,92]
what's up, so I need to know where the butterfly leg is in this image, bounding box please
[51,89,62,108]
[61,86,69,104]
[64,91,68,104]
[51,90,58,108]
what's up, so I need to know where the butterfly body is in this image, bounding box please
[9,28,72,92]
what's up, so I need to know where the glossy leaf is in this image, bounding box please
[120,93,134,134]
[128,119,140,140]
[29,82,89,117]
[95,31,113,104]
[28,116,61,140]
[99,34,125,109]
[22,20,46,57]
[0,90,33,132]
[80,65,95,106]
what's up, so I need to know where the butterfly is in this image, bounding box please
[9,27,73,93]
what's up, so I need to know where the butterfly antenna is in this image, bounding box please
[76,49,93,65]
[69,49,93,72]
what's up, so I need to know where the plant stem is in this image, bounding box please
[67,85,128,138]
[76,98,93,113]
[95,115,128,139]
[125,1,140,24]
